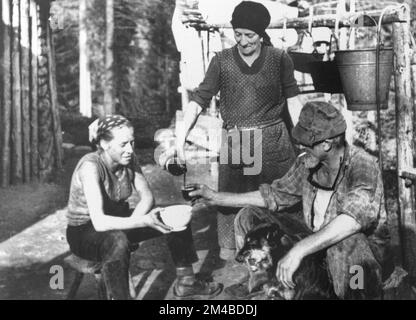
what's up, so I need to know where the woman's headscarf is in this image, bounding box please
[230,1,272,46]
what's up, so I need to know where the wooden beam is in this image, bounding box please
[392,20,416,277]
[21,0,31,182]
[1,0,12,187]
[207,8,407,30]
[11,0,23,184]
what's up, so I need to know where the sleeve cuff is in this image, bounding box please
[283,85,300,99]
[189,92,209,110]
[340,206,375,231]
[259,183,278,212]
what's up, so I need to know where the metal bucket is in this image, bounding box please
[335,48,394,111]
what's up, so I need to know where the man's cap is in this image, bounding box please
[292,101,347,147]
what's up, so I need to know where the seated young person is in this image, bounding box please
[66,115,222,299]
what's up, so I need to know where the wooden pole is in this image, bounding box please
[46,20,63,169]
[207,9,407,30]
[392,20,416,277]
[11,0,23,184]
[104,0,114,115]
[1,0,12,187]
[30,0,39,179]
[20,0,31,182]
[79,0,92,117]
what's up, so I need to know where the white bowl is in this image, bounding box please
[159,205,193,231]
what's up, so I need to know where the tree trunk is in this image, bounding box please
[104,0,114,115]
[79,0,91,117]
[30,0,39,180]
[11,0,23,184]
[38,0,54,182]
[47,19,63,169]
[1,0,12,187]
[20,0,31,182]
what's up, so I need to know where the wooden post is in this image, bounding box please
[1,0,12,187]
[30,0,39,180]
[37,0,54,181]
[20,0,31,182]
[104,0,114,115]
[11,0,23,184]
[392,20,416,277]
[46,20,63,169]
[164,55,170,114]
[79,0,92,117]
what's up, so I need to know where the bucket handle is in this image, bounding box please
[327,32,340,60]
[347,13,379,49]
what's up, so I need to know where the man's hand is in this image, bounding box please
[276,246,304,289]
[142,208,172,234]
[189,184,219,206]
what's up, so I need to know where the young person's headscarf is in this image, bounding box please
[89,115,132,145]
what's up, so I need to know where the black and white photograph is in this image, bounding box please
[1,0,416,304]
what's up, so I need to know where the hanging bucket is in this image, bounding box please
[334,13,394,111]
[335,48,393,111]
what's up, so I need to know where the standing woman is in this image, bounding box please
[66,115,222,299]
[175,1,302,260]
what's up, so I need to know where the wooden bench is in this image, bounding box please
[64,254,136,300]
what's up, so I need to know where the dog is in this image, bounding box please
[236,223,336,300]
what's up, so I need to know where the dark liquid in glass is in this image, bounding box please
[167,161,187,176]
[181,185,197,201]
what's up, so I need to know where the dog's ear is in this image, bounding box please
[266,228,281,247]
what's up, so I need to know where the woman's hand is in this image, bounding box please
[189,184,219,206]
[142,208,172,234]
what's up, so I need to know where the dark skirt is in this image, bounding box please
[217,121,296,250]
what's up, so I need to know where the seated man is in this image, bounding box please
[191,101,390,299]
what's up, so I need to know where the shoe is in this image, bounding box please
[224,279,262,300]
[173,279,223,299]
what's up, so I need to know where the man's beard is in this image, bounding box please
[303,152,320,169]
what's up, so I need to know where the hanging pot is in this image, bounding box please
[307,34,344,94]
[288,31,325,73]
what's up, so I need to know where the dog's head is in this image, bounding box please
[236,223,282,272]
[236,223,330,299]
[236,223,301,271]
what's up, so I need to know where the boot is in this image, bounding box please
[173,267,223,299]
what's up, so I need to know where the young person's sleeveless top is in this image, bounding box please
[66,151,141,226]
